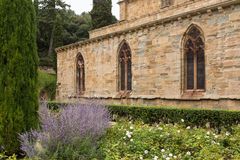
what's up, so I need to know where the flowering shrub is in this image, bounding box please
[99,118,240,160]
[19,101,110,159]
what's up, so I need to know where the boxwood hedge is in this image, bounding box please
[47,102,240,129]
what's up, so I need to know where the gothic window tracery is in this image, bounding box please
[76,53,85,94]
[184,25,205,91]
[119,42,132,92]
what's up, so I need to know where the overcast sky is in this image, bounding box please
[64,0,120,19]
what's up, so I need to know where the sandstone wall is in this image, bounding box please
[90,0,236,39]
[56,2,240,109]
[119,0,194,21]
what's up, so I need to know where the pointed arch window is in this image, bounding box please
[76,53,85,94]
[119,42,132,92]
[184,25,205,91]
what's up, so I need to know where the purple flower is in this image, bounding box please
[19,101,110,158]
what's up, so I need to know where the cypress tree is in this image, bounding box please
[91,0,117,29]
[0,0,39,154]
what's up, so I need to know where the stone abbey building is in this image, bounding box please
[56,0,240,110]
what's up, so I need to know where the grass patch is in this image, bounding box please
[38,70,56,100]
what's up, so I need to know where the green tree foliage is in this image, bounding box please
[0,0,39,154]
[91,0,117,29]
[37,1,92,70]
[36,0,115,69]
[62,11,93,45]
[37,0,68,57]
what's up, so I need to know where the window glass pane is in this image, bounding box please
[120,60,125,91]
[195,37,204,48]
[79,68,82,91]
[127,60,132,90]
[184,26,205,91]
[119,42,132,92]
[186,39,194,50]
[77,68,80,92]
[197,48,205,89]
[186,50,194,90]
[83,68,85,91]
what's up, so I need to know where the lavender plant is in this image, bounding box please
[19,101,110,159]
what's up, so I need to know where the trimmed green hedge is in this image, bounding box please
[108,105,240,129]
[47,102,240,129]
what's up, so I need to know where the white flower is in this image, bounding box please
[161,149,165,152]
[207,131,210,135]
[181,119,185,122]
[130,139,133,142]
[144,150,149,154]
[169,153,173,157]
[226,131,230,136]
[35,141,44,153]
[123,136,126,139]
[140,156,143,160]
[173,155,177,159]
[177,130,180,133]
[186,151,191,156]
[159,127,163,130]
[153,156,158,160]
[186,126,191,130]
[215,135,218,139]
[166,157,170,160]
[126,131,132,138]
[130,126,134,130]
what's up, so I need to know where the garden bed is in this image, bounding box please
[99,118,240,160]
[2,102,240,159]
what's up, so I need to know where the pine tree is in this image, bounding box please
[0,0,39,154]
[91,0,117,29]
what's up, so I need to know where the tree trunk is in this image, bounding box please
[48,0,56,57]
[48,22,56,57]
